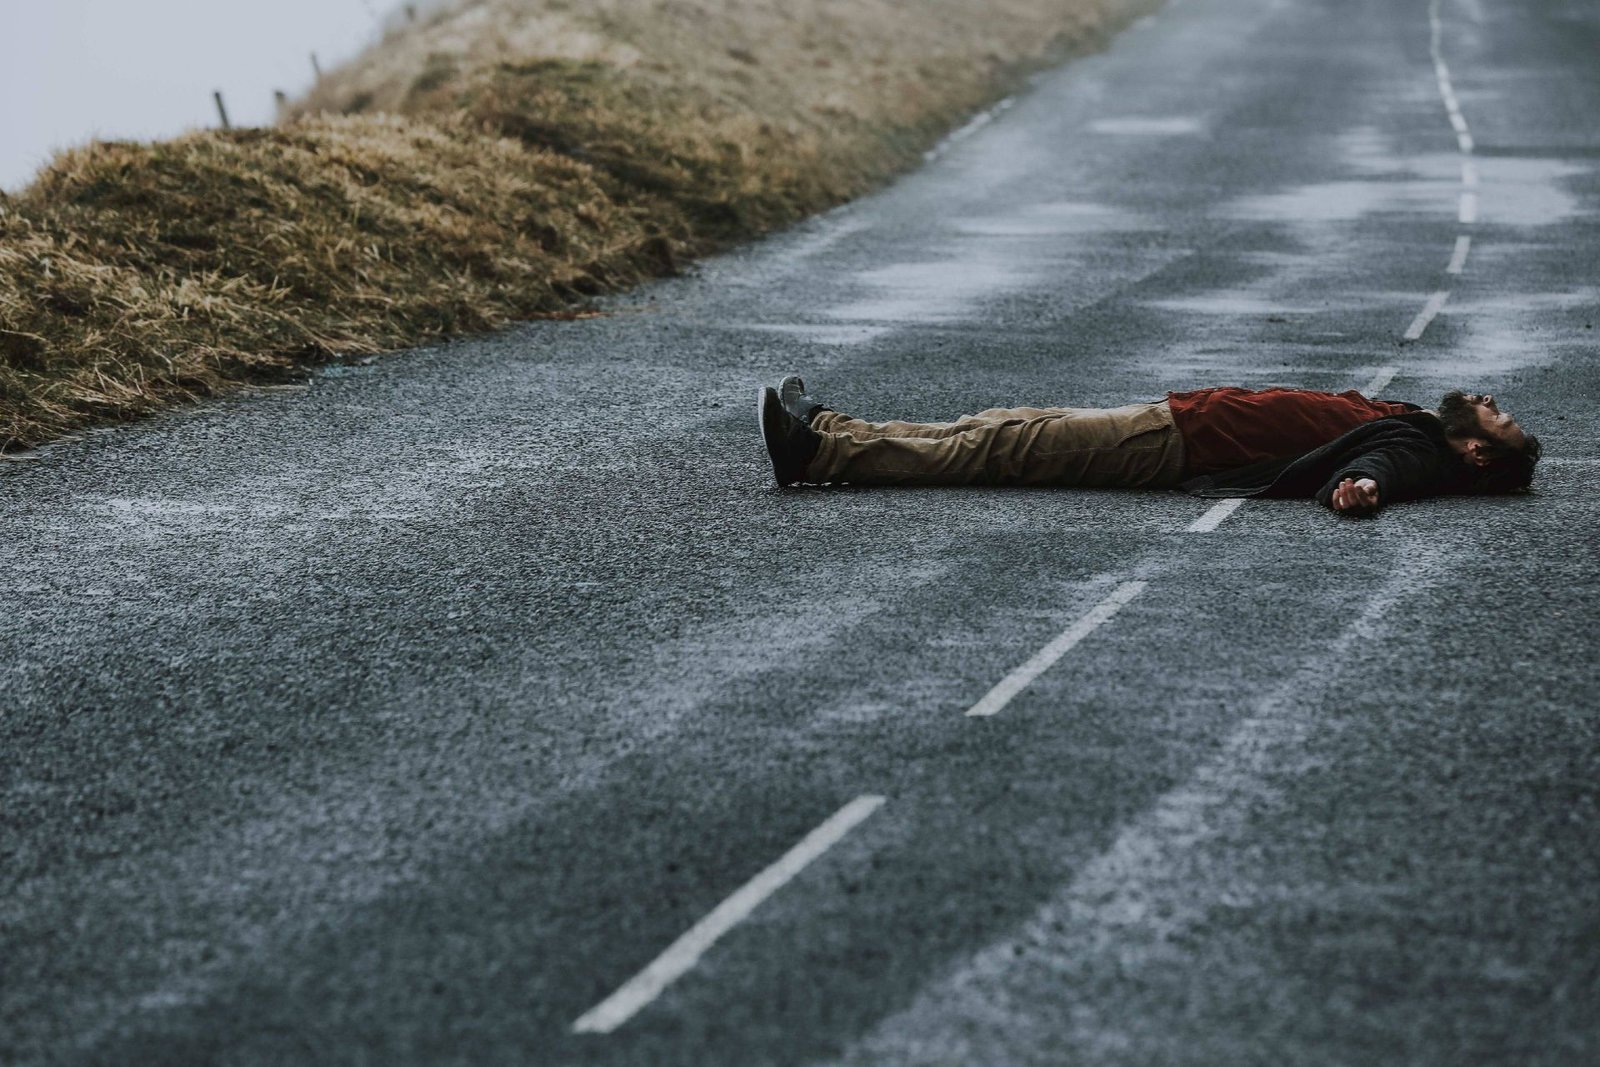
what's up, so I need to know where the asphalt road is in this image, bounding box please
[4,0,1599,1063]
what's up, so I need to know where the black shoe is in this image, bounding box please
[758,386,820,487]
[777,374,830,425]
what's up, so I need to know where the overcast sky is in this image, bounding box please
[1,0,399,191]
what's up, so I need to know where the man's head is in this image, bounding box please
[1437,390,1541,492]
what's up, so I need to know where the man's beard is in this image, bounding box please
[1437,390,1481,438]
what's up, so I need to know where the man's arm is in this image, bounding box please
[1314,436,1444,516]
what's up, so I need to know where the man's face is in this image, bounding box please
[1459,393,1528,449]
[1439,390,1527,449]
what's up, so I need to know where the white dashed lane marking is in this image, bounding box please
[571,795,887,1034]
[1405,290,1452,341]
[1185,499,1244,534]
[1363,365,1400,395]
[965,582,1147,718]
[1401,0,1474,341]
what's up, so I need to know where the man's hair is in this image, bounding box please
[1436,389,1483,438]
[1472,433,1541,494]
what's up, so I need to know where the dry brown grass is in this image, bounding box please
[0,0,1151,450]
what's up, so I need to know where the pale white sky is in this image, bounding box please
[1,0,404,190]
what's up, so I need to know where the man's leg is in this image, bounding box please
[813,406,1088,441]
[806,402,1186,487]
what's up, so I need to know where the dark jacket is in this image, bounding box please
[1180,412,1475,515]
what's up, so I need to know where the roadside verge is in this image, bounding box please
[0,0,1156,451]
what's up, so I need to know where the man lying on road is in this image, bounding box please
[757,378,1540,516]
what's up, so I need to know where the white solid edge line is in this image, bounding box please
[572,795,887,1035]
[1362,365,1399,395]
[1404,290,1451,341]
[1185,498,1244,534]
[1459,191,1479,224]
[966,581,1147,718]
[1446,235,1472,274]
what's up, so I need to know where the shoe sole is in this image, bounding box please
[757,386,793,487]
[777,374,809,424]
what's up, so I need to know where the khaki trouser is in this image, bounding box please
[807,400,1186,488]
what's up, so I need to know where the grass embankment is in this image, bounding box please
[0,0,1151,451]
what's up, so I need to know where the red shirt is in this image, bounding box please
[1168,387,1419,476]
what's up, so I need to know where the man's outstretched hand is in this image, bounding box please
[1331,476,1380,514]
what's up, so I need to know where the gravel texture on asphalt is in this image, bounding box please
[4,0,1598,1063]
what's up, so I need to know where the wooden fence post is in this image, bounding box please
[213,91,231,130]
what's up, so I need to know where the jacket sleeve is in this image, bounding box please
[1313,435,1448,515]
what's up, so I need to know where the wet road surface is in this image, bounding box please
[4,0,1599,1062]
